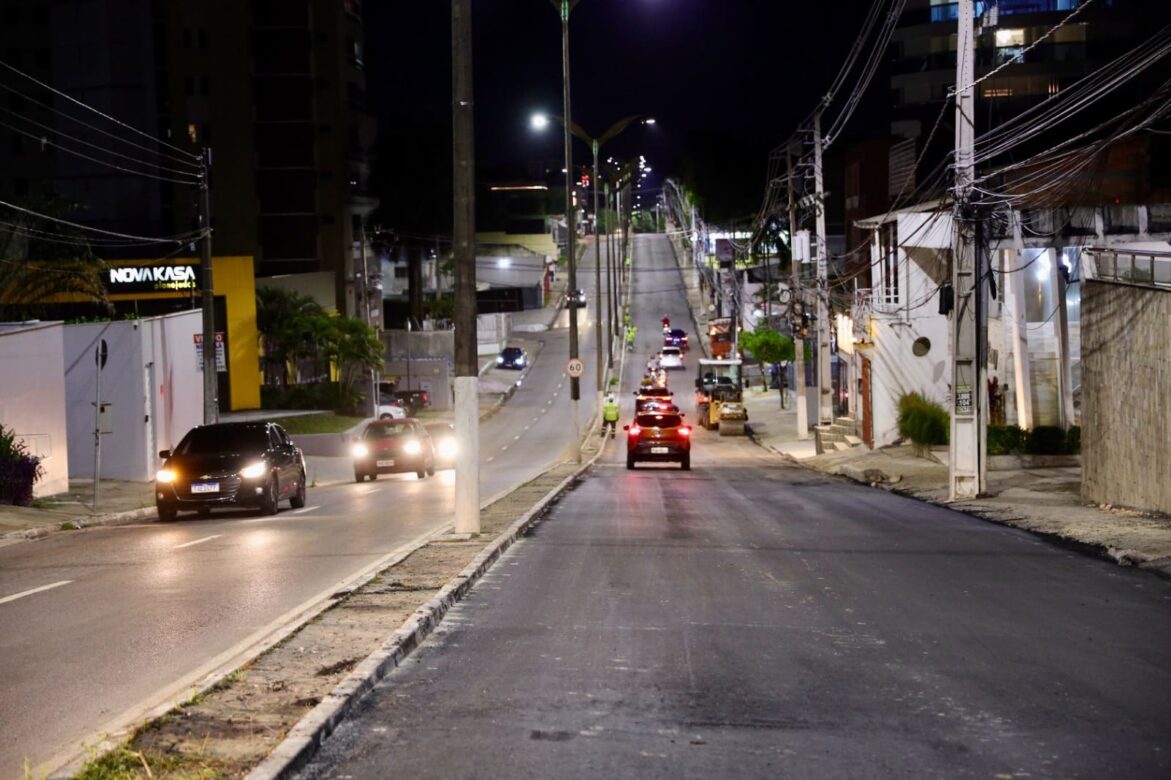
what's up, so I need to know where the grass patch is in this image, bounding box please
[266,413,365,435]
[59,521,79,531]
[74,745,218,780]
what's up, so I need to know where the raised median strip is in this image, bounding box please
[60,426,611,780]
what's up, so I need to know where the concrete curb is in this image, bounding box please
[246,433,610,780]
[2,505,157,543]
[743,428,1171,583]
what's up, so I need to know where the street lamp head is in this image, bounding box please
[642,118,656,125]
[530,113,550,131]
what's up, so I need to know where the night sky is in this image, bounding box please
[365,0,883,227]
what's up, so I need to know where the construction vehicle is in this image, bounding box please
[694,358,744,433]
[708,316,734,359]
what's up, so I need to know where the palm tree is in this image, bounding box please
[255,286,325,385]
[0,195,108,318]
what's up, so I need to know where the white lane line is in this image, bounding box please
[358,486,382,494]
[290,505,320,515]
[0,580,72,606]
[173,534,222,550]
[524,424,532,431]
[501,445,509,452]
[513,434,522,441]
[486,456,495,462]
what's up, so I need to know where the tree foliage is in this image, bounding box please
[740,326,794,365]
[0,195,108,318]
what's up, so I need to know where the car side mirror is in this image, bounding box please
[158,449,171,459]
[622,425,630,431]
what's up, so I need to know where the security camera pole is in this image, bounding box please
[452,0,479,533]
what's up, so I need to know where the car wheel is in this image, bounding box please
[261,477,279,515]
[416,469,426,479]
[157,504,177,522]
[626,456,635,470]
[681,455,691,471]
[369,473,377,480]
[290,471,307,508]
[354,470,366,483]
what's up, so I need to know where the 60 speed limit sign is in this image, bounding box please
[566,358,585,378]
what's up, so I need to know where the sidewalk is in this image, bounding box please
[741,385,1171,579]
[1,282,569,545]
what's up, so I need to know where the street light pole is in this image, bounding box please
[604,180,613,367]
[555,0,582,463]
[198,147,217,425]
[592,139,603,398]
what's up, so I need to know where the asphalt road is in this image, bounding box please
[0,247,605,779]
[299,234,1171,779]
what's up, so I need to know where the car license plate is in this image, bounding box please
[191,482,219,494]
[651,447,669,454]
[376,459,395,467]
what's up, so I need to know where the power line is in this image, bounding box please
[0,198,203,244]
[0,58,200,162]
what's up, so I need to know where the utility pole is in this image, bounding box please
[556,0,582,463]
[198,147,217,425]
[949,0,985,500]
[811,112,832,426]
[452,0,479,533]
[357,214,376,417]
[604,181,613,366]
[787,145,809,439]
[592,140,603,400]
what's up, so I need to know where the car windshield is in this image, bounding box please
[663,348,680,356]
[635,414,683,428]
[176,425,269,455]
[639,387,672,397]
[502,348,522,358]
[671,329,686,338]
[365,422,413,440]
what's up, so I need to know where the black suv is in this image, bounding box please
[155,422,307,521]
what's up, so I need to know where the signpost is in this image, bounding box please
[566,358,585,379]
[194,332,227,372]
[93,339,107,512]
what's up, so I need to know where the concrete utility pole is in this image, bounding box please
[357,214,376,417]
[1008,209,1034,429]
[555,0,582,463]
[452,0,479,533]
[198,147,217,425]
[787,146,809,439]
[949,0,986,500]
[604,181,613,366]
[592,140,604,400]
[811,112,833,426]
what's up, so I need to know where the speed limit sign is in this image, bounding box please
[566,358,585,378]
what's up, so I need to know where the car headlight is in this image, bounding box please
[438,437,457,458]
[351,443,369,458]
[403,439,422,455]
[496,355,504,364]
[239,462,267,479]
[516,357,525,366]
[156,468,176,483]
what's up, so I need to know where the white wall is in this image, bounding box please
[0,322,70,496]
[865,211,954,447]
[64,311,202,481]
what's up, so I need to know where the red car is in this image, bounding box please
[351,419,436,481]
[624,411,691,471]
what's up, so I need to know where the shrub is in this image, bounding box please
[0,423,44,506]
[987,425,1025,455]
[1025,425,1068,455]
[261,382,345,412]
[897,392,949,450]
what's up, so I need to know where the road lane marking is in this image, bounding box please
[514,434,521,440]
[0,580,72,606]
[173,534,222,550]
[486,456,495,462]
[290,505,320,515]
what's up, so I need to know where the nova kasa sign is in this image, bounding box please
[106,263,199,295]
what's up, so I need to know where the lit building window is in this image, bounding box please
[187,123,198,144]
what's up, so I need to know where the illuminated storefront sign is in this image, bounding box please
[106,263,199,295]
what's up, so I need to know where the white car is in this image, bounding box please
[376,402,407,420]
[660,346,684,370]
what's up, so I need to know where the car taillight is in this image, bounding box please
[679,426,691,437]
[629,425,641,436]
[421,391,429,403]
